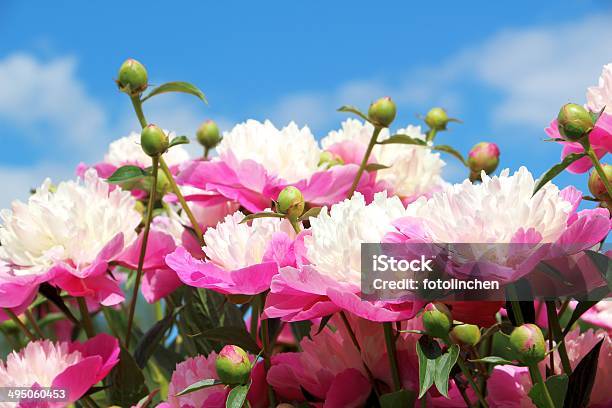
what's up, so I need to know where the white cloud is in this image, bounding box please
[0,163,74,209]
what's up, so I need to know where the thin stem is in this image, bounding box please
[456,357,488,408]
[159,157,205,247]
[339,312,379,396]
[347,127,382,198]
[259,294,277,407]
[528,364,555,408]
[203,146,210,159]
[130,95,148,128]
[289,218,301,234]
[250,297,259,341]
[3,308,36,341]
[545,301,572,375]
[382,322,402,392]
[426,128,438,143]
[25,309,44,339]
[77,297,95,339]
[82,395,100,408]
[506,284,524,325]
[125,156,159,348]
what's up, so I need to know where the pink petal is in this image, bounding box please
[52,356,103,403]
[323,368,371,408]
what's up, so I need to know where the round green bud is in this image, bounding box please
[450,324,481,346]
[140,124,169,157]
[509,324,546,365]
[215,345,251,385]
[588,164,612,202]
[318,151,344,169]
[557,103,594,141]
[277,186,305,221]
[468,142,500,181]
[422,302,453,338]
[117,59,148,95]
[368,97,397,128]
[425,107,450,130]
[196,120,221,149]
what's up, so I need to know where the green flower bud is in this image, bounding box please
[425,107,450,130]
[318,151,344,169]
[557,103,594,141]
[215,345,251,385]
[368,97,397,128]
[588,164,612,202]
[450,324,481,346]
[140,124,169,157]
[509,324,546,365]
[196,120,221,149]
[422,302,453,338]
[117,59,148,95]
[155,169,171,195]
[276,186,305,221]
[468,142,500,181]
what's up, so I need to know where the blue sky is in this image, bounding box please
[0,1,611,207]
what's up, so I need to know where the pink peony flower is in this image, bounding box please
[166,211,296,296]
[0,170,142,317]
[176,120,369,213]
[159,352,268,408]
[0,334,119,407]
[264,192,423,322]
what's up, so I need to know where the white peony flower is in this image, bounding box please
[0,169,141,277]
[587,63,612,114]
[405,167,572,243]
[104,131,190,167]
[322,119,446,199]
[217,120,321,183]
[304,192,408,285]
[203,211,294,271]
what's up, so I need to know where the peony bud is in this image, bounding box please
[422,302,453,338]
[468,142,500,181]
[450,324,481,346]
[196,120,221,149]
[509,324,546,365]
[318,151,344,169]
[117,59,148,95]
[215,345,251,385]
[368,97,397,128]
[588,164,612,201]
[276,186,305,221]
[425,107,450,130]
[557,103,594,141]
[140,125,169,157]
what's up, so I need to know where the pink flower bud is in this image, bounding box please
[215,345,251,385]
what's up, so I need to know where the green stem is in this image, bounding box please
[528,364,555,408]
[347,127,382,198]
[426,128,438,143]
[506,284,524,325]
[382,322,402,392]
[159,157,205,247]
[250,297,259,341]
[545,301,572,375]
[204,146,210,159]
[3,308,36,341]
[456,356,489,408]
[130,95,148,128]
[25,309,44,339]
[77,297,95,339]
[259,295,277,407]
[586,147,612,199]
[289,218,301,234]
[125,156,159,348]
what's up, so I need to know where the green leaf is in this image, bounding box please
[134,311,177,369]
[337,105,369,122]
[584,250,612,290]
[176,379,223,396]
[290,321,312,342]
[196,326,260,355]
[468,356,516,366]
[315,314,333,335]
[378,134,427,146]
[134,389,160,408]
[107,347,149,406]
[168,135,190,148]
[563,339,604,408]
[298,207,322,222]
[532,153,587,196]
[364,163,391,172]
[416,335,442,398]
[380,389,416,408]
[433,344,460,397]
[529,374,567,408]
[107,165,148,184]
[432,145,467,166]
[226,384,250,408]
[142,81,207,103]
[240,212,285,224]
